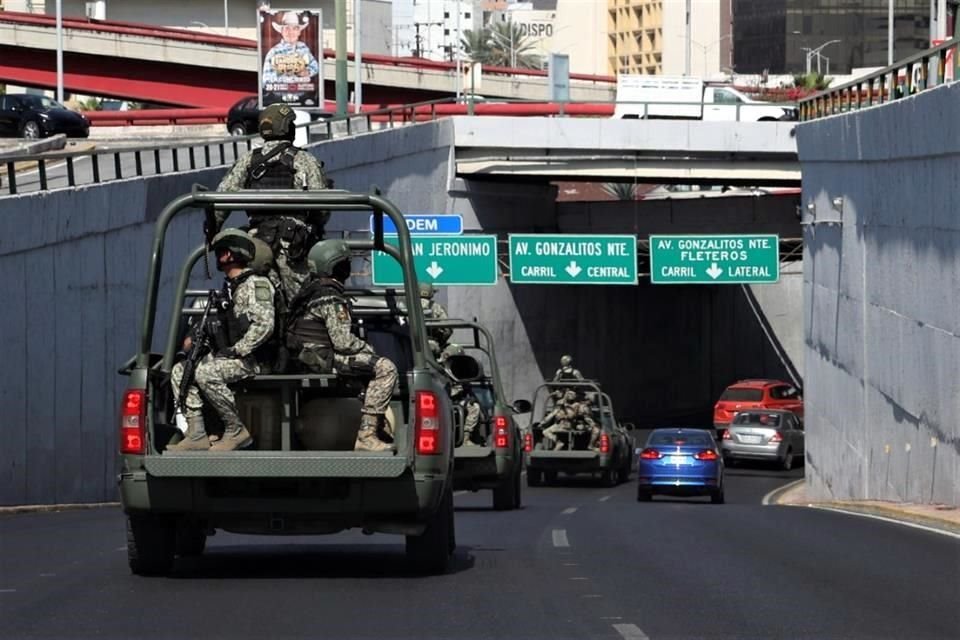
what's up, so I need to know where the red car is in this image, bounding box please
[713,379,803,431]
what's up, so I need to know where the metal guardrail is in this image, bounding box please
[1,96,799,196]
[799,37,959,121]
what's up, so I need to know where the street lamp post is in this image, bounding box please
[55,0,64,103]
[802,39,841,75]
[685,34,732,76]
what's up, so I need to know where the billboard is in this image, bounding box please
[257,8,324,109]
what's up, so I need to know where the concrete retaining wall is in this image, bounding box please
[798,82,960,505]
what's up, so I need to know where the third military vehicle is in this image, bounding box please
[523,381,633,487]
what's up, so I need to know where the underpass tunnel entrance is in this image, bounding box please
[451,179,803,429]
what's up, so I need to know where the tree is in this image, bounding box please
[602,183,638,201]
[487,21,542,69]
[791,72,832,91]
[461,28,494,65]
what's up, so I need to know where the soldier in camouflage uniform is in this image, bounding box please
[420,283,452,360]
[168,229,276,452]
[215,103,329,304]
[440,344,483,446]
[553,354,584,382]
[285,240,397,452]
[541,389,598,451]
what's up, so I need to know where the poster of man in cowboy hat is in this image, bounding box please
[258,9,323,109]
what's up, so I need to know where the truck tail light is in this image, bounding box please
[523,431,533,453]
[120,389,146,455]
[415,390,440,455]
[494,415,509,449]
[599,433,610,454]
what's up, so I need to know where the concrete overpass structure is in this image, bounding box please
[0,11,616,107]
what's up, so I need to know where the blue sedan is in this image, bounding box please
[636,428,725,503]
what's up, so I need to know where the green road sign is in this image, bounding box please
[371,235,498,286]
[649,234,780,284]
[508,234,638,285]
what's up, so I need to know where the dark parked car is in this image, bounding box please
[226,95,333,136]
[0,94,90,139]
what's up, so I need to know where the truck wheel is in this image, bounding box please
[406,485,453,575]
[127,515,175,576]
[175,523,207,557]
[513,465,522,509]
[601,469,617,488]
[543,471,558,485]
[493,465,521,511]
[527,469,543,487]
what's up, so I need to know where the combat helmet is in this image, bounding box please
[259,103,297,141]
[560,354,573,367]
[211,228,256,264]
[419,283,435,299]
[308,239,351,277]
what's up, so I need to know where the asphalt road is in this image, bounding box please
[4,140,244,195]
[2,464,958,640]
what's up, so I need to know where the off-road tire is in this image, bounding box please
[127,515,175,576]
[527,469,543,487]
[175,524,207,557]
[493,464,521,510]
[406,485,454,575]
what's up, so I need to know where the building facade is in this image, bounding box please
[733,0,941,74]
[392,0,480,60]
[606,0,727,77]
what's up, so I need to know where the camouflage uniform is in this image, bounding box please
[217,140,329,303]
[294,278,398,419]
[450,383,483,446]
[541,392,598,451]
[170,268,275,449]
[552,365,584,382]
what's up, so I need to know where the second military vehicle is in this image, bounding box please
[118,190,460,576]
[523,381,633,487]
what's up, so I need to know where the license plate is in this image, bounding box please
[741,435,763,444]
[666,456,690,465]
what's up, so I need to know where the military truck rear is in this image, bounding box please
[118,190,457,576]
[523,381,633,487]
[427,320,528,510]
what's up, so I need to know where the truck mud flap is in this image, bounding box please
[145,451,409,478]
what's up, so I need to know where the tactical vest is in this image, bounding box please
[555,367,579,381]
[244,143,298,191]
[218,271,278,364]
[285,275,343,354]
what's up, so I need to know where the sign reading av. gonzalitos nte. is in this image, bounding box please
[509,234,638,285]
[649,234,779,284]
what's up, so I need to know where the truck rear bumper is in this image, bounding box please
[526,451,604,473]
[144,450,407,478]
[453,447,514,489]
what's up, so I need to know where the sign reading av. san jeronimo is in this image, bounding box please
[508,234,638,285]
[372,235,498,286]
[649,234,779,284]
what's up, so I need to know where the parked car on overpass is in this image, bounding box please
[227,95,332,136]
[0,94,90,139]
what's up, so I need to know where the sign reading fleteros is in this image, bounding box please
[372,235,498,286]
[509,234,638,285]
[649,234,780,284]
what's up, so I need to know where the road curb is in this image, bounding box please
[0,501,120,515]
[804,503,960,538]
[761,478,804,505]
[0,141,98,180]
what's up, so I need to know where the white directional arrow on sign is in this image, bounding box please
[425,261,444,280]
[565,260,583,277]
[706,262,723,280]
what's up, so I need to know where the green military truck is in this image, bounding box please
[523,381,633,487]
[426,319,529,511]
[118,190,458,576]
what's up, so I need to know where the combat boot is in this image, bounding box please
[210,422,253,451]
[166,416,210,452]
[355,414,392,452]
[553,440,566,451]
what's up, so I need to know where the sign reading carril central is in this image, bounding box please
[371,235,498,286]
[509,234,638,285]
[649,234,780,284]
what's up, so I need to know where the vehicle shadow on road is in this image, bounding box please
[168,544,476,579]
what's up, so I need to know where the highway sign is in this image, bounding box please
[508,234,638,285]
[649,234,779,284]
[372,235,498,286]
[369,214,463,235]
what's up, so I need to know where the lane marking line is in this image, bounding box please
[454,490,468,496]
[552,529,570,547]
[762,478,804,505]
[39,573,55,577]
[809,505,960,540]
[569,577,589,580]
[0,589,17,593]
[613,623,651,640]
[582,594,602,598]
[562,562,579,566]
[562,507,578,515]
[601,616,623,620]
[599,495,612,502]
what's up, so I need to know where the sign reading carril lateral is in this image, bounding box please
[649,234,780,284]
[371,235,498,286]
[509,234,638,285]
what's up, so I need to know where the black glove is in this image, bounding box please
[217,347,241,359]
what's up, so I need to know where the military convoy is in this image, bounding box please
[117,189,636,578]
[523,381,634,487]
